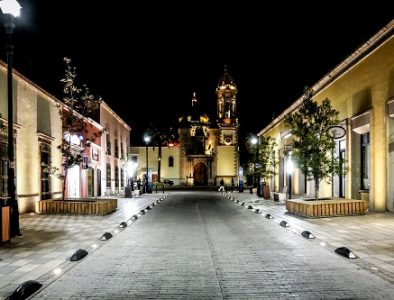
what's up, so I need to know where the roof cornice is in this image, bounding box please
[259,19,394,136]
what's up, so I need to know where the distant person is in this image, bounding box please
[218,178,225,192]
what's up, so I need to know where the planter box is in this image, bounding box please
[286,198,368,218]
[36,198,117,215]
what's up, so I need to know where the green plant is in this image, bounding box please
[284,87,347,199]
[245,135,278,185]
[51,57,103,200]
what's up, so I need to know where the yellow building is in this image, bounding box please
[130,67,240,187]
[259,19,394,212]
[0,61,63,213]
[0,61,131,213]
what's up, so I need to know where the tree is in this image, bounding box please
[258,136,278,184]
[284,88,344,199]
[245,135,278,186]
[48,57,102,200]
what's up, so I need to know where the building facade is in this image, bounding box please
[100,102,131,196]
[0,61,63,213]
[0,61,131,213]
[130,67,240,187]
[258,19,394,212]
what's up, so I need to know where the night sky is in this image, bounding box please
[1,1,394,149]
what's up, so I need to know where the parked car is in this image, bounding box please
[163,179,174,186]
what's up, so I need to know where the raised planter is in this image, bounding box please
[286,198,368,218]
[36,198,117,215]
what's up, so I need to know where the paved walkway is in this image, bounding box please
[31,192,394,299]
[0,192,168,299]
[229,191,394,283]
[1,190,394,298]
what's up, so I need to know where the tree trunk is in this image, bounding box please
[62,168,68,200]
[314,176,319,200]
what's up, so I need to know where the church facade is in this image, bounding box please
[129,67,240,187]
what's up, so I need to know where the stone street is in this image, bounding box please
[29,192,394,299]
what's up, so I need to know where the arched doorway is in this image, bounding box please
[193,162,207,185]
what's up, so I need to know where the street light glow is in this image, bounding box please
[127,160,137,177]
[287,158,294,173]
[144,135,151,143]
[0,0,21,17]
[251,137,258,145]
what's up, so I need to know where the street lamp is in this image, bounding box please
[0,0,22,238]
[143,135,152,193]
[287,154,294,199]
[250,136,258,188]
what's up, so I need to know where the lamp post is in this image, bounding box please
[250,136,258,188]
[143,135,151,193]
[0,0,22,238]
[287,154,294,199]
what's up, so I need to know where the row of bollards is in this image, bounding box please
[221,192,357,260]
[98,194,169,244]
[6,194,171,300]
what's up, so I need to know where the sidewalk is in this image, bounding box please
[226,191,394,283]
[0,192,168,299]
[2,191,394,298]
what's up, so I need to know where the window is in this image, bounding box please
[361,133,370,190]
[168,156,174,167]
[115,139,119,158]
[106,134,111,155]
[0,132,8,197]
[92,147,99,161]
[106,164,111,188]
[120,168,124,188]
[40,144,51,200]
[120,141,124,159]
[115,166,119,188]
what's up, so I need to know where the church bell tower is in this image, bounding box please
[215,65,239,185]
[216,65,239,146]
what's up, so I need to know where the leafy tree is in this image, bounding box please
[245,135,278,186]
[284,88,345,199]
[47,57,102,200]
[258,136,278,184]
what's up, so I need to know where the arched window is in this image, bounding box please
[168,156,174,167]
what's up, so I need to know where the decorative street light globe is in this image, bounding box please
[0,0,22,17]
[144,135,151,144]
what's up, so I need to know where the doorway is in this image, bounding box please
[97,169,101,197]
[88,168,94,197]
[193,162,207,185]
[67,165,80,198]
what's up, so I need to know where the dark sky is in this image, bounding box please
[2,1,394,146]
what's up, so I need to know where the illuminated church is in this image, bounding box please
[130,66,240,186]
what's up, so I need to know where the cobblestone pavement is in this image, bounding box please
[31,191,394,299]
[0,193,167,299]
[232,191,394,283]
